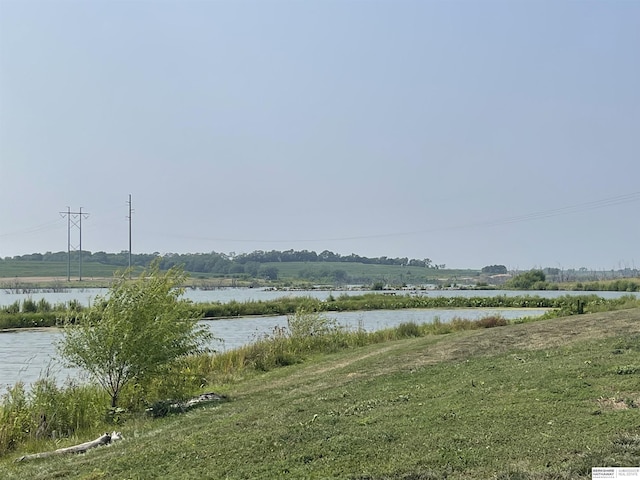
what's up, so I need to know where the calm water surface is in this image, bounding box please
[1,286,636,389]
[0,306,548,389]
[0,286,637,307]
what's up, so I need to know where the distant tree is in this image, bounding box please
[229,263,245,274]
[245,261,260,277]
[332,269,349,284]
[259,266,279,281]
[505,270,547,290]
[57,261,211,408]
[481,265,508,274]
[319,250,340,262]
[90,251,109,264]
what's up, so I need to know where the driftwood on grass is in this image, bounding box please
[16,431,123,462]
[147,392,227,417]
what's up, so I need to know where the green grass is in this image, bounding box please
[199,292,639,319]
[263,261,478,284]
[0,259,475,285]
[0,261,124,280]
[1,308,640,478]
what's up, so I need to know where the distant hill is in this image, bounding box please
[0,249,471,286]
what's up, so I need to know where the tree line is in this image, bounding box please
[3,249,441,275]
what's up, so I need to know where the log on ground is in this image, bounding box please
[16,432,122,462]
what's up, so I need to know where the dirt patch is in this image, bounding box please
[597,396,639,411]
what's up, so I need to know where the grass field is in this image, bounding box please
[0,259,475,287]
[0,261,121,280]
[262,261,478,284]
[1,308,639,479]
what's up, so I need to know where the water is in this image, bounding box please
[0,286,637,308]
[1,285,636,389]
[0,287,377,308]
[0,307,548,389]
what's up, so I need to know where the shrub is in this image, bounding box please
[477,316,508,328]
[37,298,52,312]
[396,322,422,338]
[0,383,30,453]
[287,309,339,338]
[22,298,38,313]
[0,378,107,455]
[505,270,546,289]
[4,301,20,314]
[58,262,211,408]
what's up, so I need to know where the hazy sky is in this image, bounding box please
[1,0,638,270]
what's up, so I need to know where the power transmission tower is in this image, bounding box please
[126,194,134,278]
[59,207,90,281]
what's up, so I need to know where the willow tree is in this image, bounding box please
[58,261,211,408]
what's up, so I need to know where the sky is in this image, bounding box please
[0,0,638,270]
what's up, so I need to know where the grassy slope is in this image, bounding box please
[2,309,640,479]
[264,261,477,283]
[0,259,473,284]
[0,261,123,279]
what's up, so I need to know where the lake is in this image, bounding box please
[0,306,549,390]
[0,286,637,308]
[1,286,636,390]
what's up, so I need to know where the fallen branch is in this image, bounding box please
[147,392,227,417]
[184,392,226,409]
[16,431,123,462]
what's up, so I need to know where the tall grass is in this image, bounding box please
[3,293,638,331]
[189,310,513,385]
[0,378,107,454]
[0,298,85,330]
[198,293,640,318]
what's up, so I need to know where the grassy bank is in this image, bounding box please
[1,308,640,478]
[3,292,638,331]
[200,292,637,319]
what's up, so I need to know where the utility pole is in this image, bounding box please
[59,207,90,281]
[126,194,133,278]
[61,207,71,281]
[79,207,88,280]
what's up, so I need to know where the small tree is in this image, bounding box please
[505,270,547,289]
[58,261,211,408]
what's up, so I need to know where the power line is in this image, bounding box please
[0,219,65,239]
[143,190,640,244]
[59,207,90,281]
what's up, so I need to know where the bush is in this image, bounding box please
[477,316,508,328]
[0,378,107,455]
[287,309,339,338]
[0,383,30,453]
[22,298,38,313]
[58,262,211,408]
[396,322,422,338]
[37,298,52,312]
[4,301,20,314]
[505,270,546,289]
